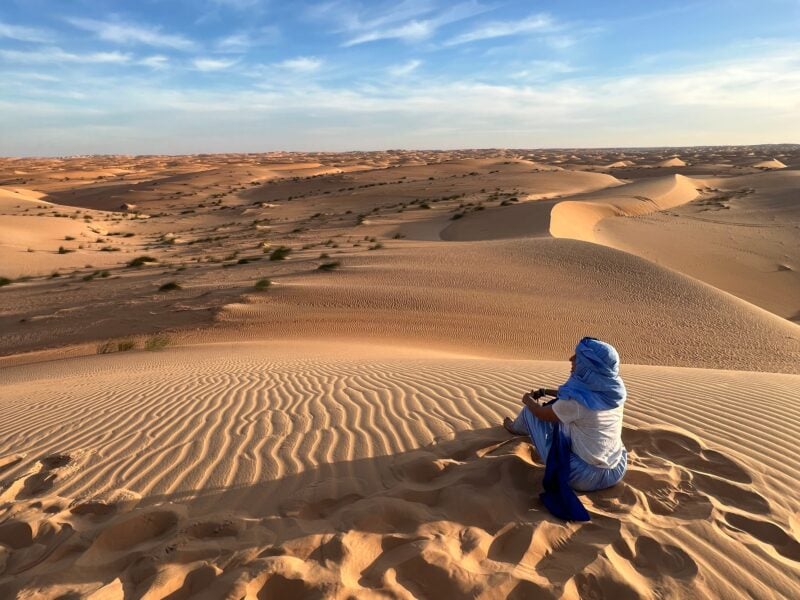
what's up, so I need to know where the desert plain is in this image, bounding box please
[1,146,799,599]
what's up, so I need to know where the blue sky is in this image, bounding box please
[1,0,799,155]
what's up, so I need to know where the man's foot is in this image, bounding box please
[503,417,522,435]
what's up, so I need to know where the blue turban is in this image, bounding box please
[557,337,626,410]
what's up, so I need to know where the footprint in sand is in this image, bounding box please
[622,427,768,517]
[723,512,800,562]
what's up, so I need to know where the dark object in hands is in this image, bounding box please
[532,388,546,400]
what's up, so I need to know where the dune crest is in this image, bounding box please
[752,158,787,169]
[549,174,701,242]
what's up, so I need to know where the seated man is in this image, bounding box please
[503,337,627,492]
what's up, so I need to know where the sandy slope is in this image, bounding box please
[594,171,800,320]
[1,342,799,599]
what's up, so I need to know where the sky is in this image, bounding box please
[1,0,799,155]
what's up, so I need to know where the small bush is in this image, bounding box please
[58,246,73,254]
[0,277,11,287]
[451,213,465,220]
[99,270,110,278]
[145,334,171,351]
[254,278,272,290]
[97,339,136,354]
[368,243,384,250]
[127,256,158,268]
[158,281,182,292]
[64,235,76,241]
[319,252,330,259]
[318,261,341,272]
[269,246,291,261]
[117,340,136,352]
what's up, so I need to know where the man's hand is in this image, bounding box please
[522,392,560,423]
[522,392,539,409]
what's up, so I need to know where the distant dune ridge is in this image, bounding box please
[1,146,799,598]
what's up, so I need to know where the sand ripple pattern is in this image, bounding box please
[1,343,799,598]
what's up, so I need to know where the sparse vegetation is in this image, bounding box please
[269,246,292,261]
[0,277,11,287]
[64,235,76,241]
[451,212,465,220]
[127,256,158,268]
[368,242,384,250]
[158,281,182,292]
[145,334,171,351]
[58,246,74,254]
[97,339,136,354]
[318,261,341,271]
[254,278,272,290]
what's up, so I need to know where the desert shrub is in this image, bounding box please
[451,213,465,220]
[368,243,384,250]
[319,252,330,259]
[127,256,158,268]
[117,340,136,352]
[318,261,341,271]
[419,203,431,209]
[158,281,181,292]
[254,278,272,290]
[100,246,120,252]
[145,334,171,351]
[0,277,11,287]
[269,246,291,261]
[58,246,73,254]
[64,235,76,241]
[97,339,136,354]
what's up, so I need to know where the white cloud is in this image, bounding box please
[66,17,195,50]
[0,47,131,64]
[3,41,799,153]
[388,59,422,77]
[512,60,576,80]
[216,32,254,52]
[140,55,169,69]
[277,56,322,73]
[445,14,556,46]
[193,57,238,71]
[312,0,490,47]
[0,20,51,43]
[344,19,434,46]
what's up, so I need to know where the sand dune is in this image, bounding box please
[2,148,800,598]
[549,174,701,242]
[657,157,687,167]
[1,342,799,598]
[752,159,786,169]
[595,170,800,320]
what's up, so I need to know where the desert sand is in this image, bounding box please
[1,146,799,599]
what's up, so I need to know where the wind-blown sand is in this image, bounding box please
[1,147,799,598]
